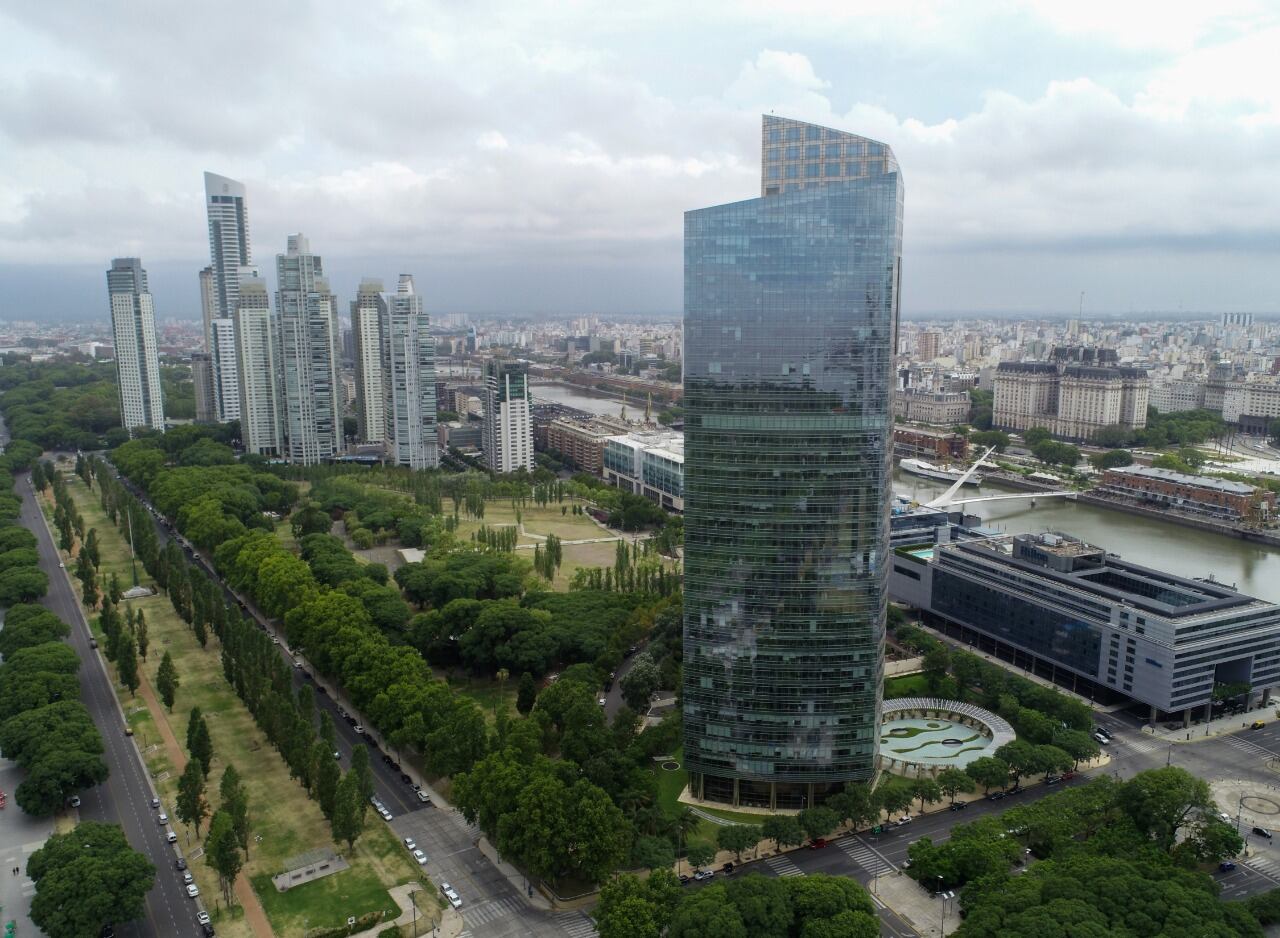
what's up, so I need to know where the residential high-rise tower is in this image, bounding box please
[351,278,387,445]
[234,276,283,456]
[383,274,438,469]
[681,115,904,808]
[106,257,165,433]
[209,317,240,423]
[277,234,338,464]
[198,266,217,350]
[482,359,534,473]
[203,172,254,320]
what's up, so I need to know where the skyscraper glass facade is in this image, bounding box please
[682,115,903,808]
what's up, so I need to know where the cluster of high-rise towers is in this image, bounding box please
[109,116,903,808]
[108,172,438,469]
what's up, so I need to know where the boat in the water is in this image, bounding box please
[899,457,983,486]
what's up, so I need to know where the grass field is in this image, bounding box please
[885,673,930,698]
[61,475,427,938]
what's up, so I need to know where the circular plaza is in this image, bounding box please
[879,697,1015,776]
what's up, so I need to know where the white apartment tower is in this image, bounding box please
[106,258,165,433]
[277,234,339,464]
[203,172,255,319]
[209,318,241,423]
[383,274,438,469]
[234,276,283,456]
[350,279,386,444]
[482,359,534,473]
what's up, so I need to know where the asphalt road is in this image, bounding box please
[19,476,204,937]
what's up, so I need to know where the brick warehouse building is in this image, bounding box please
[1099,465,1275,522]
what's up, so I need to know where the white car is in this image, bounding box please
[197,912,211,925]
[158,812,169,824]
[440,883,462,909]
[186,884,199,898]
[403,837,417,850]
[69,795,81,808]
[412,849,427,865]
[183,872,194,885]
[894,815,913,826]
[166,831,177,844]
[417,790,432,804]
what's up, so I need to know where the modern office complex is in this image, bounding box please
[277,234,339,464]
[351,278,387,445]
[602,430,684,511]
[234,276,283,456]
[209,317,241,423]
[106,257,165,433]
[682,115,903,808]
[891,530,1280,720]
[482,359,535,473]
[383,275,438,469]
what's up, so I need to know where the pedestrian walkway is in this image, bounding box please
[463,895,523,928]
[1225,736,1276,760]
[837,836,895,876]
[1146,706,1276,742]
[765,854,805,877]
[553,911,599,937]
[1112,734,1163,756]
[1246,855,1280,884]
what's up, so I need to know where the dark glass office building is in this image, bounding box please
[682,116,903,808]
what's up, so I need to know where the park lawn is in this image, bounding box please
[446,675,519,727]
[451,497,603,544]
[63,476,421,938]
[275,518,297,552]
[885,673,930,698]
[550,538,623,589]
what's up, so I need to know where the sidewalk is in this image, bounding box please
[476,836,553,911]
[1146,705,1277,743]
[347,884,461,938]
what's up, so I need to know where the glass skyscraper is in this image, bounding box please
[682,115,904,808]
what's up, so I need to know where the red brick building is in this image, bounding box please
[893,427,968,462]
[1099,466,1275,522]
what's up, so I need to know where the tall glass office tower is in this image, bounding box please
[682,115,903,808]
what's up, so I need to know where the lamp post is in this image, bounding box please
[409,888,418,937]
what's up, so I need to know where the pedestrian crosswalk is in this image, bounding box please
[554,910,599,937]
[765,854,805,877]
[463,895,523,927]
[1115,735,1162,755]
[449,809,483,839]
[837,836,894,876]
[1246,855,1280,882]
[1226,735,1273,759]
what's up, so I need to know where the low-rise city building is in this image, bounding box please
[545,415,631,473]
[602,429,684,511]
[1097,465,1275,523]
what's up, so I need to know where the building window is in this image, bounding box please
[805,163,820,177]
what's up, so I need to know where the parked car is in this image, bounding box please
[678,874,690,886]
[151,797,161,809]
[1254,827,1273,840]
[1044,775,1063,786]
[400,773,413,785]
[403,837,416,850]
[185,884,199,898]
[987,791,1006,801]
[809,838,828,849]
[183,872,194,885]
[417,790,432,804]
[1253,720,1267,730]
[197,911,211,926]
[949,801,967,811]
[1220,861,1238,872]
[893,815,913,826]
[440,882,463,908]
[69,795,81,807]
[1092,732,1109,744]
[694,869,714,881]
[412,849,428,865]
[722,862,735,874]
[176,858,187,871]
[166,831,177,844]
[157,812,169,824]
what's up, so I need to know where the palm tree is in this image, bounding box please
[676,807,700,855]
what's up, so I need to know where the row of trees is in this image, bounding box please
[0,443,49,604]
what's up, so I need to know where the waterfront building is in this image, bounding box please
[191,352,216,423]
[203,172,255,321]
[892,426,968,462]
[893,388,971,426]
[277,235,338,464]
[351,279,387,445]
[546,415,631,474]
[1097,466,1274,523]
[891,530,1280,720]
[209,317,240,423]
[106,257,164,433]
[383,274,439,469]
[234,276,283,456]
[602,429,684,511]
[993,347,1148,441]
[482,359,535,473]
[682,115,903,808]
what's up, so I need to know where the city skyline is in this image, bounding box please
[4,4,1280,321]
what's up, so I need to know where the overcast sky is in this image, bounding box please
[2,0,1279,322]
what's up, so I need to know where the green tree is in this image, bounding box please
[762,814,805,852]
[135,609,149,661]
[798,806,841,843]
[1023,426,1051,446]
[176,759,209,836]
[717,824,763,862]
[155,650,179,711]
[631,835,676,871]
[330,771,366,852]
[516,671,538,714]
[220,764,251,858]
[620,654,661,711]
[1116,766,1214,852]
[116,631,140,696]
[686,842,716,872]
[1052,729,1101,768]
[1089,449,1134,470]
[27,821,155,938]
[205,809,244,906]
[911,778,943,813]
[875,776,916,818]
[922,644,952,692]
[937,767,975,804]
[995,740,1043,789]
[827,782,879,831]
[189,709,214,778]
[314,740,341,819]
[965,756,1010,794]
[350,745,375,806]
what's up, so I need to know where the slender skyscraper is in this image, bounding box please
[234,276,283,456]
[681,116,904,808]
[351,279,387,445]
[209,318,240,423]
[277,235,338,464]
[203,172,255,320]
[383,274,438,469]
[191,352,217,423]
[482,359,534,473]
[107,257,165,433]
